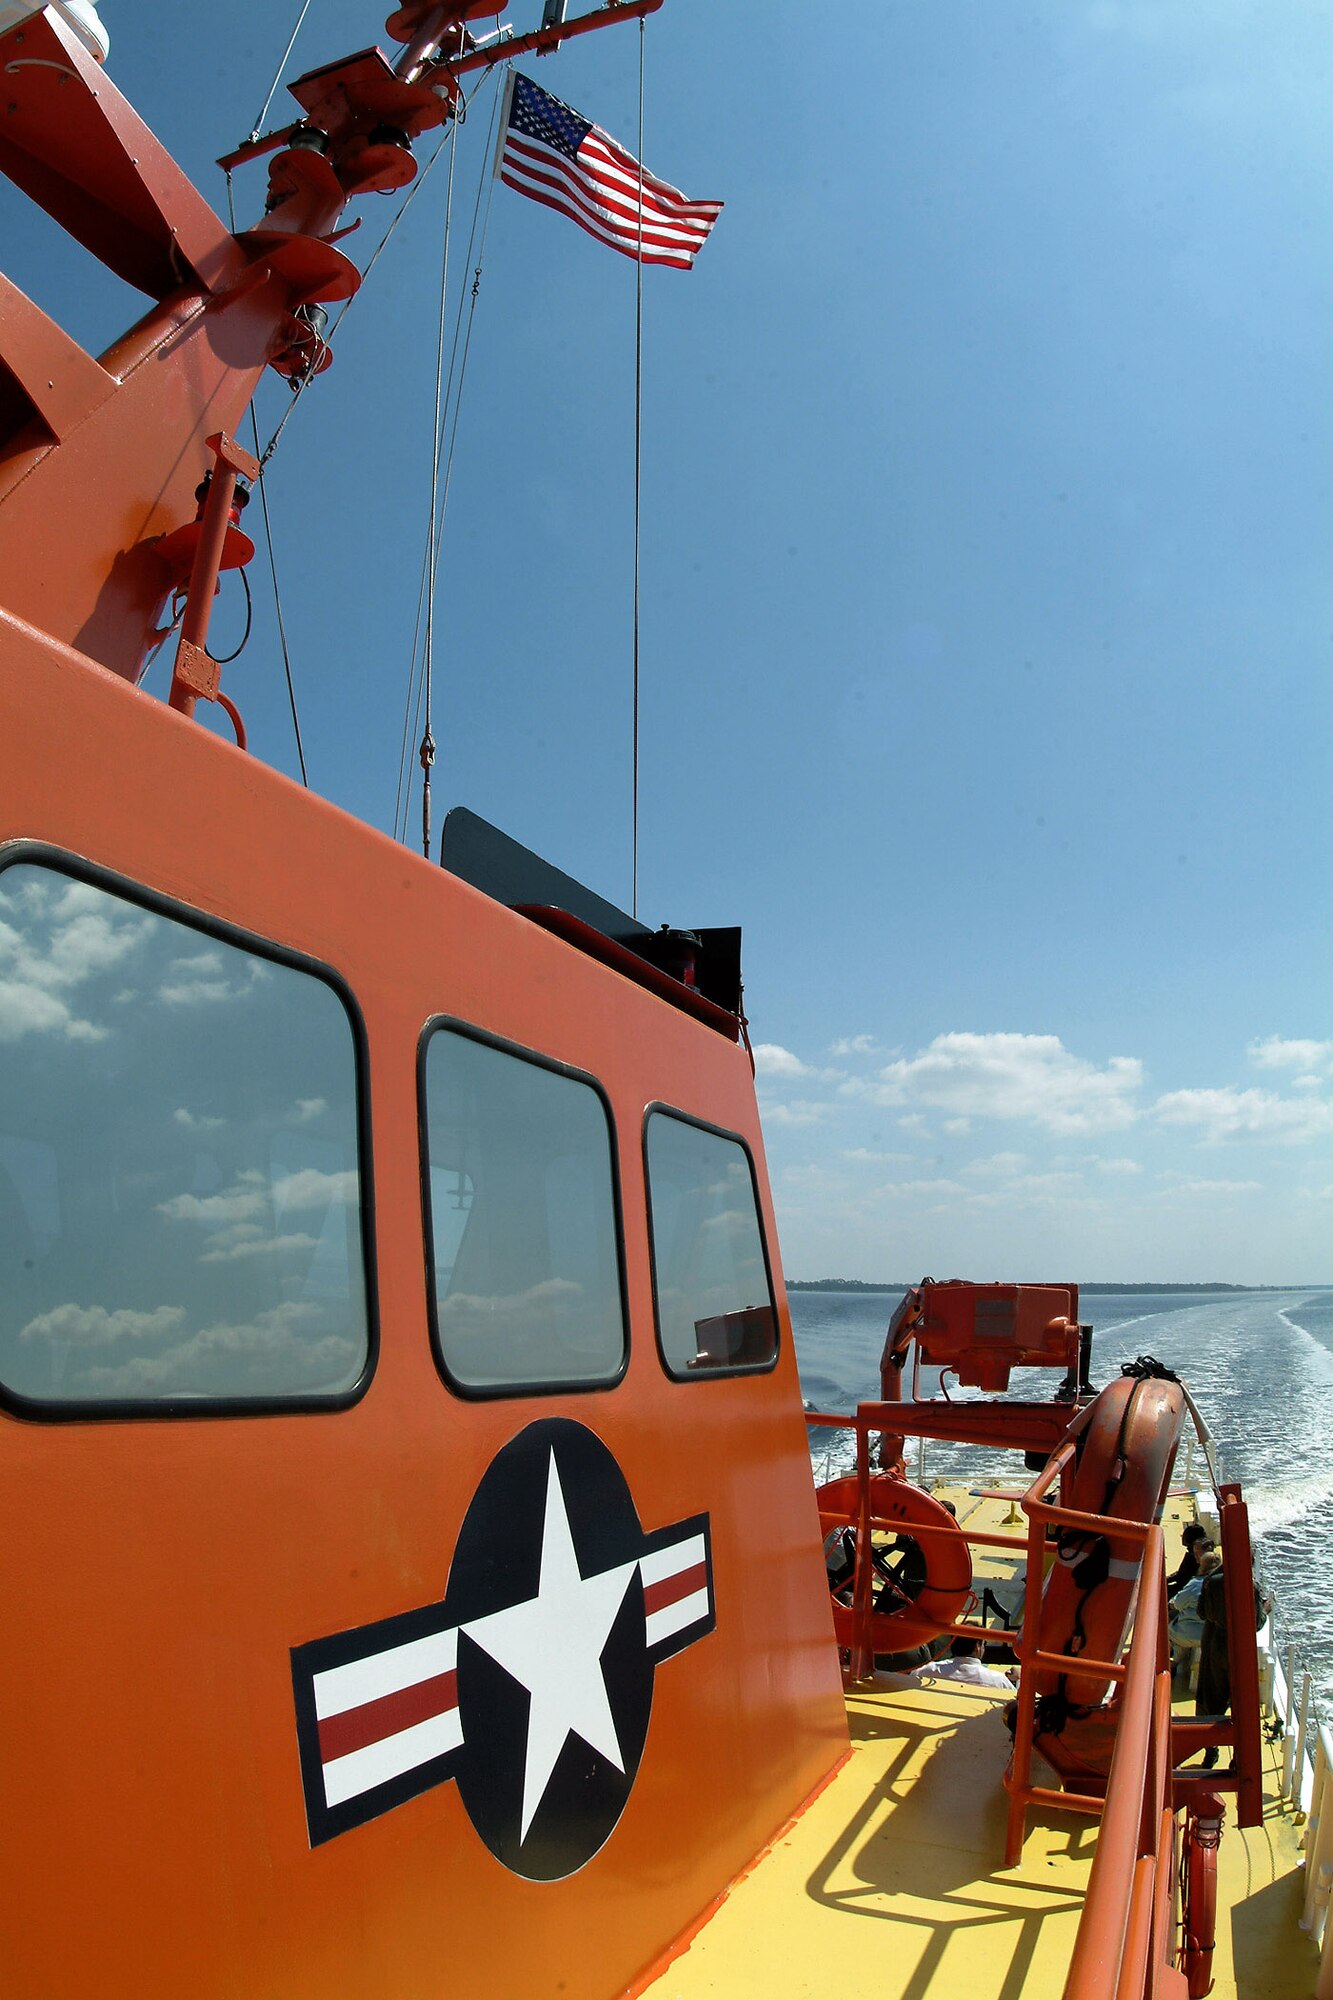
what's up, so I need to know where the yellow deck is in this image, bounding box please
[645,1488,1315,1999]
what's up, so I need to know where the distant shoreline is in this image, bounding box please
[786,1279,1284,1295]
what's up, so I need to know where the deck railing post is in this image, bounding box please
[1283,1646,1301,1804]
[849,1417,875,1682]
[1294,1674,1314,1820]
[1302,1727,1333,1937]
[1318,1900,1333,2000]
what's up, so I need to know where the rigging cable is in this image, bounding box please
[257,114,464,473]
[417,118,458,861]
[392,72,501,847]
[631,18,646,918]
[214,48,493,807]
[248,408,311,788]
[249,0,314,144]
[235,112,475,795]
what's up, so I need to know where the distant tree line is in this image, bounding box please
[785,1278,1265,1295]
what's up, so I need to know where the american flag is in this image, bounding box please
[496,72,722,270]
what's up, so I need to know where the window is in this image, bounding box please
[645,1110,777,1379]
[0,857,372,1411]
[421,1026,626,1395]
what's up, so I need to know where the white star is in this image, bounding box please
[462,1449,639,1842]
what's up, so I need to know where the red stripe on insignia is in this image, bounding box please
[643,1562,708,1616]
[317,1669,458,1765]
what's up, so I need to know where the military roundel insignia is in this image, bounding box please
[290,1418,714,1878]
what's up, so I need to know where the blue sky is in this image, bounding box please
[10,1,1330,1282]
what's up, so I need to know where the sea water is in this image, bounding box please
[790,1286,1333,1717]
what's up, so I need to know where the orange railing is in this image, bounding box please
[806,1408,1187,1999]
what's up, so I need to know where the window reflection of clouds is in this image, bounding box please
[424,1030,624,1392]
[0,873,153,1044]
[646,1115,776,1378]
[0,863,369,1407]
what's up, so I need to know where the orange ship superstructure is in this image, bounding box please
[0,8,1312,1997]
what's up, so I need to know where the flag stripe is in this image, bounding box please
[317,1667,459,1765]
[321,1708,465,1810]
[500,172,698,268]
[579,131,723,222]
[643,1561,708,1617]
[502,135,714,251]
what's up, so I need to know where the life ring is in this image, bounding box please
[816,1475,973,1652]
[1180,1792,1223,1998]
[1034,1374,1185,1712]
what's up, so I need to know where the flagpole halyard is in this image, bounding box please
[493,68,517,179]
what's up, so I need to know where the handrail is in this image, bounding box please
[1062,1526,1174,1999]
[806,1403,1188,1999]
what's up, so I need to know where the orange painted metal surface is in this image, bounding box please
[815,1472,973,1656]
[0,626,848,1998]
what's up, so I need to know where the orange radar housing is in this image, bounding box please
[911,1280,1080,1393]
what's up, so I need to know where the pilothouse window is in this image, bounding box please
[0,860,371,1410]
[645,1111,778,1379]
[421,1026,626,1395]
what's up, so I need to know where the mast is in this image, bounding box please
[0,1,661,700]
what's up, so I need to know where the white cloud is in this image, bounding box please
[158,957,268,1008]
[873,1177,968,1201]
[1249,1036,1333,1072]
[0,898,150,1042]
[294,1098,327,1124]
[753,1042,842,1084]
[158,1166,357,1260]
[1154,1177,1262,1200]
[64,1302,358,1397]
[41,909,152,988]
[867,1032,1142,1135]
[275,1168,358,1210]
[830,1033,878,1057]
[763,1100,836,1128]
[173,1107,224,1133]
[20,1303,187,1348]
[159,976,234,1005]
[1007,1171,1085,1198]
[753,1042,815,1078]
[1154,1087,1333,1145]
[0,978,97,1043]
[158,1173,267,1227]
[200,1232,318,1264]
[963,1152,1029,1178]
[842,1147,914,1166]
[1090,1156,1144,1176]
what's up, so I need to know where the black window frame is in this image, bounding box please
[0,841,380,1424]
[642,1102,781,1384]
[417,1015,631,1402]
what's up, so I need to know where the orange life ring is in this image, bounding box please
[816,1475,973,1652]
[1034,1374,1185,1712]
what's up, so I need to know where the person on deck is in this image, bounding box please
[1167,1521,1210,1594]
[1168,1545,1216,1680]
[1195,1547,1267,1768]
[911,1637,1015,1691]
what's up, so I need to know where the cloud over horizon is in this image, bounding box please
[859,1031,1144,1134]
